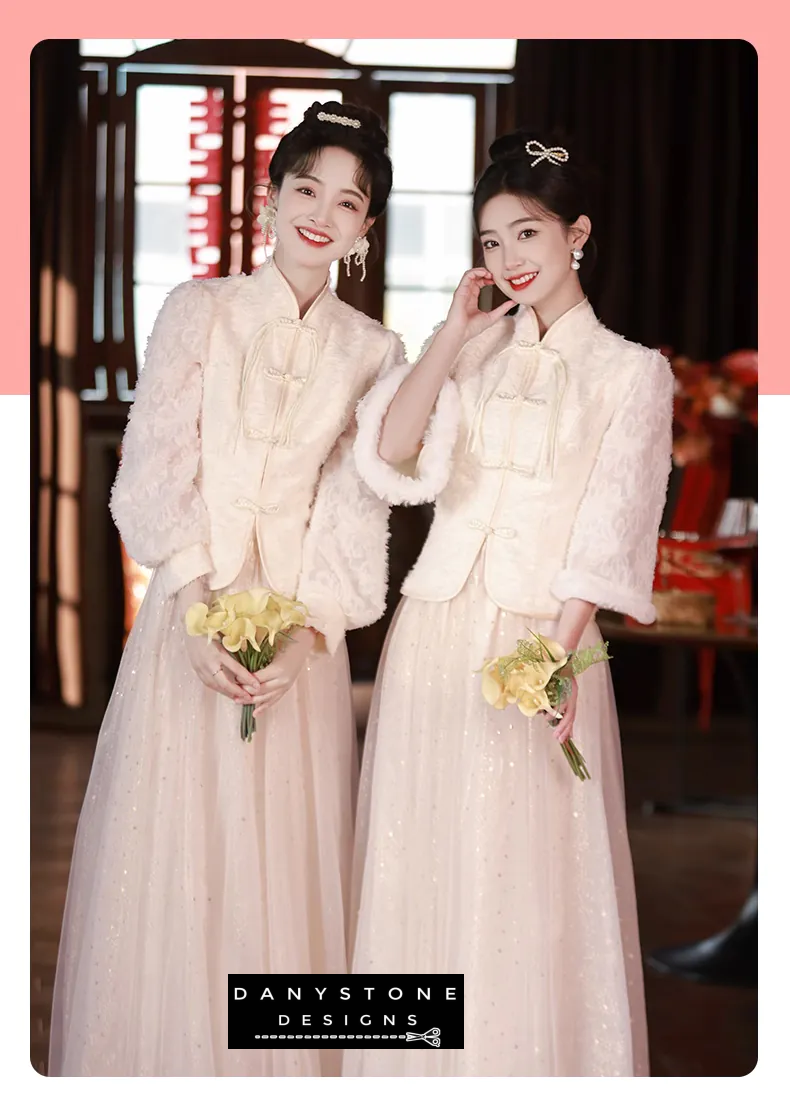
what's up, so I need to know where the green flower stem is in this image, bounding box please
[561,739,591,782]
[561,742,580,778]
[235,638,277,742]
[572,742,591,780]
[240,703,255,742]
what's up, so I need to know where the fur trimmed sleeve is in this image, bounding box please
[295,423,390,657]
[550,351,674,624]
[109,280,213,598]
[294,331,407,655]
[353,324,461,505]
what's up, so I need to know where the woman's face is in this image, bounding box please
[478,192,588,309]
[273,145,374,273]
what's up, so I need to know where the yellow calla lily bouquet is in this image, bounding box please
[185,587,307,742]
[479,632,611,781]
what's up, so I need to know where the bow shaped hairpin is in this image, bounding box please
[525,140,570,167]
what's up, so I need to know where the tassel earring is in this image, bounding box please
[257,203,277,244]
[343,236,370,282]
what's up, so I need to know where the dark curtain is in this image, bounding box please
[31,40,83,703]
[514,39,757,361]
[514,40,757,722]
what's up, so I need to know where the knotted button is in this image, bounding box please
[233,498,280,515]
[468,519,516,539]
[264,367,306,385]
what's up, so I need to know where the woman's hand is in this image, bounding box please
[184,633,260,701]
[551,676,578,745]
[177,576,259,701]
[375,267,512,466]
[244,628,317,717]
[443,267,515,346]
[551,596,596,743]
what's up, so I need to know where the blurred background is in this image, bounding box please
[31,39,757,1076]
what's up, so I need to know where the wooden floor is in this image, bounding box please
[31,714,757,1077]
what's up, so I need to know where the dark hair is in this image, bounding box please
[267,100,392,218]
[473,129,598,271]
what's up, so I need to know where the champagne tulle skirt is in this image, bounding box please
[344,556,648,1077]
[49,547,357,1076]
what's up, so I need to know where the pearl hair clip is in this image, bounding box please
[525,140,569,167]
[317,111,361,129]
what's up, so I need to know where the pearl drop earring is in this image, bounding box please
[571,248,584,271]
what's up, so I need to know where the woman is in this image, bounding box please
[345,131,674,1076]
[49,101,419,1077]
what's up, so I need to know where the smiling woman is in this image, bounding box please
[472,130,595,332]
[345,127,674,1078]
[263,100,392,291]
[47,101,422,1078]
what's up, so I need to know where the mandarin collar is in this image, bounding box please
[511,297,598,356]
[250,257,332,322]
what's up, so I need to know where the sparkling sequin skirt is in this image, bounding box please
[49,549,356,1076]
[344,554,648,1077]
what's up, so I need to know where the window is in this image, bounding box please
[384,93,476,360]
[134,84,224,371]
[81,39,517,70]
[75,40,512,637]
[78,43,511,386]
[133,84,342,371]
[80,39,173,56]
[302,39,516,69]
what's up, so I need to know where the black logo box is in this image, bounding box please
[229,974,464,1050]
